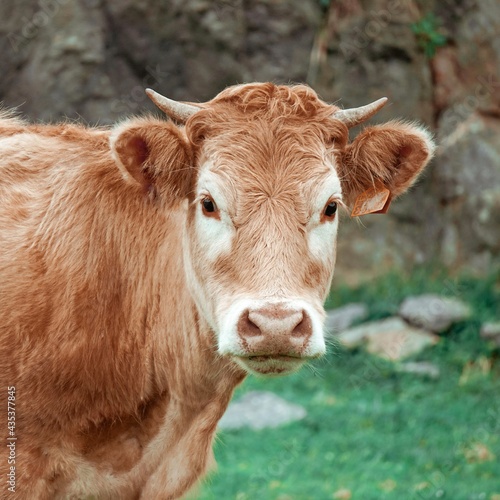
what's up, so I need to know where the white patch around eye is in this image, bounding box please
[195,163,234,262]
[308,216,339,262]
[307,172,342,262]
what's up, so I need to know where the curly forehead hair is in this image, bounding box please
[212,83,336,118]
[185,83,349,152]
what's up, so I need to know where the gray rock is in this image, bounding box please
[325,303,369,333]
[480,322,500,347]
[219,391,306,431]
[0,0,321,123]
[313,2,433,125]
[337,317,439,361]
[434,114,500,272]
[398,361,440,379]
[399,294,471,333]
[336,321,373,349]
[364,318,439,361]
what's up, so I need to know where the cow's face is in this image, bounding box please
[183,114,345,375]
[111,83,435,376]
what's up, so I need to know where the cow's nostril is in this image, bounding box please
[291,311,312,338]
[237,310,262,338]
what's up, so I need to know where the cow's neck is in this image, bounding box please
[133,205,245,410]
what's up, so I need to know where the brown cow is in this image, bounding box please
[0,83,434,499]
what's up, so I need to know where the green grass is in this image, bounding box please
[198,267,500,500]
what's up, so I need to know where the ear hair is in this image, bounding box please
[340,120,435,207]
[110,117,193,200]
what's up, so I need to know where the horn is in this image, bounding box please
[145,88,201,123]
[333,97,388,127]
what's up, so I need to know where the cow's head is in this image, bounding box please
[111,83,434,376]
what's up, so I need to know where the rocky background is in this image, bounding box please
[0,0,498,284]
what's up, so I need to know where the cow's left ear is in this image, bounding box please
[110,117,193,199]
[339,121,435,207]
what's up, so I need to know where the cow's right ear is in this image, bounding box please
[110,117,193,199]
[338,121,435,208]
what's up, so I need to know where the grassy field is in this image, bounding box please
[198,267,500,500]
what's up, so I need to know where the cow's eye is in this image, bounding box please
[323,201,338,219]
[202,196,218,217]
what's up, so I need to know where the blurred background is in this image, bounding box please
[1,1,498,498]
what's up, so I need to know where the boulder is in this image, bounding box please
[399,294,471,333]
[0,0,321,123]
[337,317,439,360]
[434,0,500,118]
[364,319,439,361]
[314,0,433,125]
[434,114,500,272]
[336,321,374,349]
[219,391,307,431]
[325,303,369,333]
[480,322,500,347]
[397,361,440,379]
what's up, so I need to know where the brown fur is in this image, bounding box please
[340,120,434,205]
[0,83,433,499]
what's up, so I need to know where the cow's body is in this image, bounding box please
[0,115,242,498]
[0,83,434,499]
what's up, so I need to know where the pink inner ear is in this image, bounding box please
[121,135,152,188]
[130,136,150,167]
[399,144,413,158]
